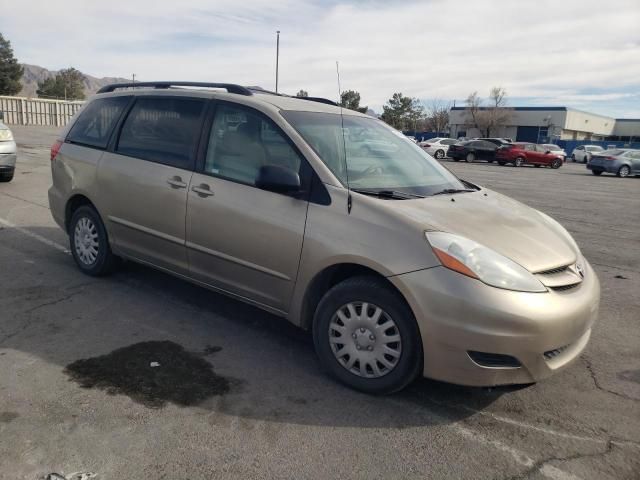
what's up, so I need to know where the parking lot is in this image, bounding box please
[1,126,639,480]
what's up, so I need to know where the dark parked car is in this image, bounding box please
[448,140,498,163]
[587,149,640,177]
[495,143,562,168]
[476,138,512,146]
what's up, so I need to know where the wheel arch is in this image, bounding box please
[65,193,99,233]
[297,262,411,331]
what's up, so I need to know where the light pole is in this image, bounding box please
[275,30,280,93]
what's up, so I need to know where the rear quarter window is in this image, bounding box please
[67,96,130,149]
[116,97,205,169]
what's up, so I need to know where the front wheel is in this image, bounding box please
[434,149,445,159]
[551,159,562,169]
[514,157,524,167]
[465,152,475,163]
[571,155,576,162]
[69,205,118,276]
[498,161,506,166]
[313,276,422,394]
[534,164,541,168]
[617,165,630,177]
[592,170,602,176]
[0,169,14,182]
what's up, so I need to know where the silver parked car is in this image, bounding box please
[48,81,600,393]
[0,112,17,182]
[587,149,640,177]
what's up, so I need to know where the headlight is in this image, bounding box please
[425,232,546,293]
[0,129,13,141]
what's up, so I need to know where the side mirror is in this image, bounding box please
[255,165,301,193]
[545,150,551,154]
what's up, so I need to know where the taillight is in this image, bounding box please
[604,156,616,161]
[423,143,431,147]
[50,139,63,162]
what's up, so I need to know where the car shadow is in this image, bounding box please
[2,226,521,429]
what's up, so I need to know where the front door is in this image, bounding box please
[98,96,206,274]
[186,102,310,312]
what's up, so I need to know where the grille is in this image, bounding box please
[550,283,581,292]
[537,265,570,275]
[468,351,521,368]
[544,344,570,360]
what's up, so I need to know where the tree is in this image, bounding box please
[463,87,512,137]
[0,33,24,96]
[380,92,425,131]
[340,90,367,113]
[296,89,308,97]
[425,99,451,133]
[37,67,86,100]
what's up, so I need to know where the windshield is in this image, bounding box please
[281,111,466,196]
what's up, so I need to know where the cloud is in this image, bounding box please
[2,0,639,115]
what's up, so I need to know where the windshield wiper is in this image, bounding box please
[431,188,475,196]
[352,188,425,199]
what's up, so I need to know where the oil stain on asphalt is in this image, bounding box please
[65,341,231,408]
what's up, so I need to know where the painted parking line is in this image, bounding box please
[0,216,69,254]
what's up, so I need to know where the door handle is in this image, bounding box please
[191,184,214,197]
[167,176,187,189]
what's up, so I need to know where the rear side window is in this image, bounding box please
[67,96,130,149]
[441,139,457,145]
[116,97,205,169]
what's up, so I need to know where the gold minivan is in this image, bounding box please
[48,82,600,394]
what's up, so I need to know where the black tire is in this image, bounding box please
[551,159,562,169]
[0,170,14,182]
[434,149,445,159]
[583,156,588,164]
[488,160,494,163]
[514,157,525,167]
[617,165,630,178]
[534,164,541,168]
[465,152,475,163]
[453,158,460,162]
[69,205,118,276]
[498,161,506,166]
[571,155,576,162]
[591,170,602,176]
[313,276,423,395]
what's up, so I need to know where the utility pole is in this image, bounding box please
[132,73,136,83]
[275,30,280,93]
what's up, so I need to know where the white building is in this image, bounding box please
[449,106,640,143]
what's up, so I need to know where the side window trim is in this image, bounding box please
[197,99,313,197]
[111,95,206,171]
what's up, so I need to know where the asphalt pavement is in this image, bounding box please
[1,126,639,480]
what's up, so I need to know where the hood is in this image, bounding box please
[391,190,577,273]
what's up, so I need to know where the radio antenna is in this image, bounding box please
[336,61,352,214]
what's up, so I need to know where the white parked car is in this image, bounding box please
[0,113,17,183]
[571,145,604,164]
[418,137,458,159]
[540,144,567,161]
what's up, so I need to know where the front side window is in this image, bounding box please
[281,111,466,196]
[204,103,302,185]
[116,97,205,168]
[67,96,130,149]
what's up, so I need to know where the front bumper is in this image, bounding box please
[391,260,600,386]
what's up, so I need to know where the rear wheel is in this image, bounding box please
[534,164,541,168]
[617,165,630,178]
[69,205,118,276]
[313,276,422,394]
[514,157,525,167]
[0,169,14,182]
[571,154,576,162]
[591,170,602,176]
[551,159,562,169]
[434,149,445,159]
[465,152,475,163]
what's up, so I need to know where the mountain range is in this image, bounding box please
[19,64,129,98]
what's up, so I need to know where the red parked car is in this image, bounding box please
[495,142,563,169]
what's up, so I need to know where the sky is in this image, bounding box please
[2,0,640,117]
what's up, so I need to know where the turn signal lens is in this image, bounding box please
[50,139,63,162]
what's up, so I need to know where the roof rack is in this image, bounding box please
[97,82,253,96]
[248,87,339,107]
